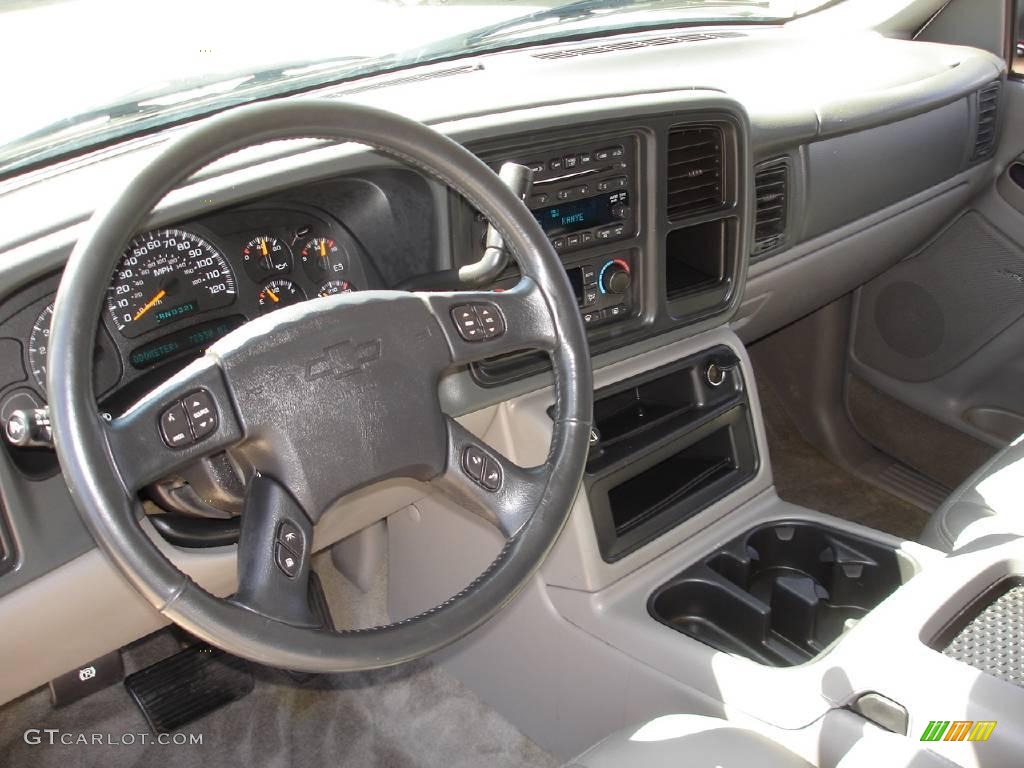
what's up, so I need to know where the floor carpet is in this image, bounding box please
[758,375,930,541]
[0,552,558,768]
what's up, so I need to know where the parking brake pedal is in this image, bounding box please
[124,644,253,733]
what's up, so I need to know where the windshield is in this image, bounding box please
[0,0,835,177]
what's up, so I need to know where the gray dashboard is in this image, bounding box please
[0,25,1006,597]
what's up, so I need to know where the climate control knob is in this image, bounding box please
[600,259,631,295]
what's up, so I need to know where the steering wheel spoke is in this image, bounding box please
[434,417,545,539]
[423,277,558,367]
[231,474,320,627]
[104,356,243,493]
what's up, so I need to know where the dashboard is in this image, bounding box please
[0,19,1010,704]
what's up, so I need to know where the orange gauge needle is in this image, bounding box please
[319,240,326,258]
[260,239,269,257]
[264,287,280,303]
[133,289,167,321]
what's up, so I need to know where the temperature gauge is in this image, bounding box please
[257,279,305,313]
[317,280,356,297]
[242,235,291,280]
[300,237,348,282]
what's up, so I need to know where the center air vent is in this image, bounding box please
[972,81,1000,160]
[666,126,724,221]
[532,31,745,60]
[752,159,789,257]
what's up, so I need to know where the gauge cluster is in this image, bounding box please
[0,202,375,419]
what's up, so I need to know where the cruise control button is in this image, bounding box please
[160,403,192,449]
[462,445,487,481]
[275,543,300,578]
[480,459,502,492]
[277,521,303,554]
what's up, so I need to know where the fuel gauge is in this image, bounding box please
[242,235,291,281]
[257,279,305,313]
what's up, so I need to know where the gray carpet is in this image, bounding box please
[0,552,558,768]
[758,375,930,540]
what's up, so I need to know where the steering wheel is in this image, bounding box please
[47,101,593,672]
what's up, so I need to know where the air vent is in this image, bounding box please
[972,81,1000,160]
[752,159,789,257]
[666,126,724,220]
[532,31,745,60]
[331,64,483,97]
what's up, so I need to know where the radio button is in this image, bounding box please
[557,189,571,201]
[552,237,566,250]
[527,161,545,174]
[566,234,581,247]
[597,176,628,192]
[579,151,593,165]
[549,157,563,172]
[576,184,590,195]
[563,154,578,169]
[581,231,594,244]
[530,193,549,206]
[595,228,613,241]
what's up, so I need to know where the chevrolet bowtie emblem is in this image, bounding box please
[305,339,382,381]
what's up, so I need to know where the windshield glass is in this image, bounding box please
[1,0,834,177]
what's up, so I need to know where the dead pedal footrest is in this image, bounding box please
[124,644,253,733]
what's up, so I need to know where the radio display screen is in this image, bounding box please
[534,191,627,236]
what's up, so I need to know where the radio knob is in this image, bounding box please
[600,259,631,295]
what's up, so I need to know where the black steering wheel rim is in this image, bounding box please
[47,100,593,672]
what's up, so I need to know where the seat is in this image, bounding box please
[920,436,1024,552]
[567,714,813,768]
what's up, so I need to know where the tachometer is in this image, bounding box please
[106,229,236,338]
[27,302,54,390]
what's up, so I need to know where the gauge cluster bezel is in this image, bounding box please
[0,201,374,417]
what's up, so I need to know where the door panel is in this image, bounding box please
[849,79,1024,475]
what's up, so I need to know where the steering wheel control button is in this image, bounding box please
[184,390,218,440]
[274,543,300,578]
[480,459,503,492]
[451,305,484,341]
[462,445,487,481]
[474,304,505,339]
[451,303,505,342]
[277,521,303,554]
[160,403,193,449]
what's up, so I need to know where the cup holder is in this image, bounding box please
[649,521,907,666]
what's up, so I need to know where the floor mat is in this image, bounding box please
[0,629,557,768]
[758,375,930,540]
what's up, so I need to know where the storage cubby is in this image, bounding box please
[665,219,728,299]
[649,521,907,666]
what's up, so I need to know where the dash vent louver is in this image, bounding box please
[972,81,1000,160]
[752,159,789,257]
[532,31,745,60]
[666,126,724,220]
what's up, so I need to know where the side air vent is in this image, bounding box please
[752,159,789,257]
[972,81,1000,160]
[666,126,725,221]
[532,31,745,60]
[331,63,483,97]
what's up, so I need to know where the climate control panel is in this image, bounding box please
[565,254,634,329]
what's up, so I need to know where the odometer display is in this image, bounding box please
[107,229,236,338]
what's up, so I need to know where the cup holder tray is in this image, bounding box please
[648,521,905,666]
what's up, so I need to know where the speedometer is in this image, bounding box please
[106,229,236,338]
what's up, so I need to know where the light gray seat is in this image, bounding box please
[568,714,813,768]
[920,436,1024,552]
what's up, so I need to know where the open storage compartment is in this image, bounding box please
[584,346,757,562]
[649,521,908,666]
